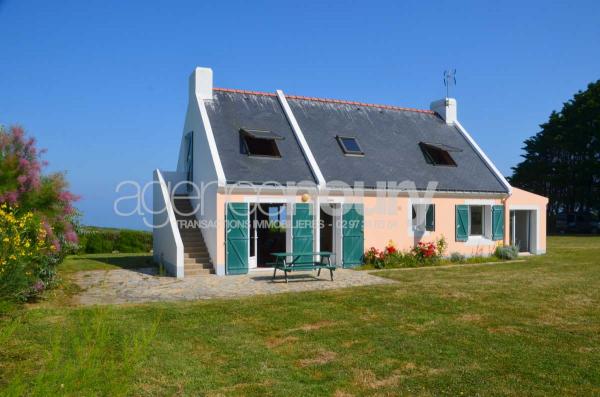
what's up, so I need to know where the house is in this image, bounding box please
[153,67,548,277]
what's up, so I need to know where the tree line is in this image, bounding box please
[509,80,600,231]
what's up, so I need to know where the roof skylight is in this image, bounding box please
[336,136,364,156]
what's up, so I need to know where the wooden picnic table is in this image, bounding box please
[269,252,336,283]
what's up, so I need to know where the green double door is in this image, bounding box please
[226,202,365,273]
[291,203,365,268]
[292,203,313,264]
[226,203,249,275]
[342,204,364,268]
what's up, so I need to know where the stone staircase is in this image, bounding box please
[173,197,214,276]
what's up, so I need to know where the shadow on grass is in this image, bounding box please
[89,255,155,269]
[66,255,157,274]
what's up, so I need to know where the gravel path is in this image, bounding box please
[72,267,396,305]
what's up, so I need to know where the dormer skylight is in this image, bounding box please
[336,136,364,156]
[419,142,457,166]
[240,128,283,158]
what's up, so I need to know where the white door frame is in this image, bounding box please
[248,205,257,269]
[319,203,343,266]
[243,199,289,269]
[509,205,541,254]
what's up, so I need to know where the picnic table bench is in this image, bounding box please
[269,252,336,283]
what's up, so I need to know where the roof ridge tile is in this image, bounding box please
[213,87,434,114]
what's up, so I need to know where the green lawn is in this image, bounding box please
[1,237,599,396]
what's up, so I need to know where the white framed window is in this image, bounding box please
[469,205,484,236]
[412,204,435,232]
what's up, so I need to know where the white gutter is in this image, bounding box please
[454,120,513,195]
[276,89,326,188]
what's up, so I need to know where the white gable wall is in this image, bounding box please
[174,68,224,271]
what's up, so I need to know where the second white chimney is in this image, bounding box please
[430,98,457,124]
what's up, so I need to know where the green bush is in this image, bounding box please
[494,245,519,260]
[78,227,152,254]
[450,252,466,263]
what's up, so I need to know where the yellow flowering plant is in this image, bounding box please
[0,203,50,301]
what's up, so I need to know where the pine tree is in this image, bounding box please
[510,80,600,230]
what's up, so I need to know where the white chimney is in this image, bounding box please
[430,98,457,124]
[189,67,213,100]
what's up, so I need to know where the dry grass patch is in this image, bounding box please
[487,325,523,335]
[290,320,336,332]
[341,339,361,348]
[353,368,402,389]
[297,350,337,367]
[457,313,484,323]
[397,320,437,335]
[265,335,298,349]
[333,390,355,397]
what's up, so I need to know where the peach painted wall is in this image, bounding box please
[363,195,505,257]
[214,188,548,274]
[504,187,548,253]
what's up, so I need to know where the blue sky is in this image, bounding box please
[1,0,599,230]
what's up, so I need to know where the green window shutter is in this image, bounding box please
[342,204,364,268]
[292,203,314,264]
[492,205,505,241]
[226,203,249,275]
[426,204,435,231]
[456,205,469,242]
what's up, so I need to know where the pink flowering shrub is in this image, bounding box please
[0,125,80,301]
[364,236,448,268]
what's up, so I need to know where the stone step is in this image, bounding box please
[183,241,207,248]
[185,253,209,260]
[184,262,213,269]
[185,268,214,276]
[183,243,208,249]
[179,233,204,241]
[183,244,208,255]
[183,255,210,263]
[176,218,198,223]
[184,249,208,255]
[180,232,204,237]
[183,258,210,265]
[181,236,204,244]
[186,262,213,269]
[185,262,213,270]
[179,228,203,233]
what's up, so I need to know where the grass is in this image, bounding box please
[59,253,155,274]
[0,236,599,395]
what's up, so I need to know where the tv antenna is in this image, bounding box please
[443,69,456,98]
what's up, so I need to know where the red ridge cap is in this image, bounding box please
[213,87,434,114]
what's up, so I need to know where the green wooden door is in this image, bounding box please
[492,205,505,240]
[342,204,364,268]
[226,203,249,275]
[292,203,313,264]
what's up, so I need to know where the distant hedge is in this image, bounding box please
[77,227,152,254]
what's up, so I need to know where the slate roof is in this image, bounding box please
[205,90,317,185]
[205,88,509,193]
